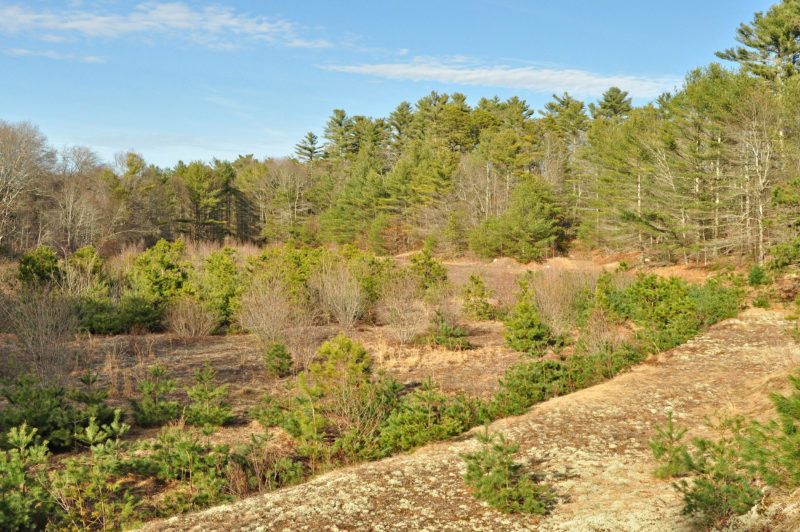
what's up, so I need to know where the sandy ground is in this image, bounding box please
[137,308,800,532]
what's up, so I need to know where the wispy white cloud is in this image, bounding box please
[4,47,104,63]
[325,59,681,99]
[0,2,331,50]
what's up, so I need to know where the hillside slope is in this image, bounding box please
[140,309,799,532]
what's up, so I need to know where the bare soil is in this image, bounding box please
[135,308,800,531]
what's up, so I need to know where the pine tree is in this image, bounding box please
[294,132,322,163]
[716,0,800,81]
[588,87,633,119]
[185,361,233,427]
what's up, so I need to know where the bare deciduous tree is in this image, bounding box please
[0,120,55,248]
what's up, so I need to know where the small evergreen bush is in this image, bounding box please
[263,343,293,377]
[409,242,447,291]
[748,263,767,286]
[17,246,61,287]
[503,302,553,355]
[184,361,233,427]
[130,238,190,301]
[0,424,54,531]
[462,274,494,320]
[379,380,484,453]
[423,310,471,350]
[461,427,554,514]
[128,364,180,427]
[0,375,77,451]
[648,411,689,479]
[490,360,571,417]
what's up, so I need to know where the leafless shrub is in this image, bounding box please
[425,280,462,330]
[524,268,598,337]
[1,288,78,382]
[309,260,365,329]
[579,306,621,355]
[377,270,429,343]
[165,296,217,338]
[485,273,517,318]
[59,255,103,298]
[239,276,320,371]
[238,277,293,345]
[284,306,320,371]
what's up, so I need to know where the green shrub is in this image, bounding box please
[0,373,119,452]
[490,360,571,417]
[422,310,471,350]
[249,393,287,429]
[274,335,404,467]
[81,292,164,334]
[185,361,233,427]
[248,244,326,307]
[468,178,569,263]
[688,277,744,327]
[622,274,700,352]
[68,371,118,435]
[0,375,76,451]
[0,424,54,531]
[127,425,231,514]
[748,263,767,286]
[47,415,141,531]
[648,411,689,479]
[743,369,800,488]
[17,246,61,287]
[409,242,447,291]
[753,291,771,309]
[378,380,484,453]
[675,417,761,529]
[128,364,180,427]
[503,302,553,355]
[130,239,190,301]
[649,414,761,529]
[462,274,494,320]
[190,247,242,329]
[263,343,292,378]
[461,427,554,514]
[769,235,800,270]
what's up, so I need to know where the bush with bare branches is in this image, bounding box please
[1,288,78,381]
[165,296,217,338]
[238,277,293,345]
[578,306,622,355]
[377,269,429,344]
[283,306,320,371]
[309,260,366,329]
[520,268,598,337]
[239,276,320,371]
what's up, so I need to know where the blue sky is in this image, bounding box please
[0,0,769,167]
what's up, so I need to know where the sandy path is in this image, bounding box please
[140,309,799,532]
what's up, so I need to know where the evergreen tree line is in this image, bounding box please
[3,1,800,264]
